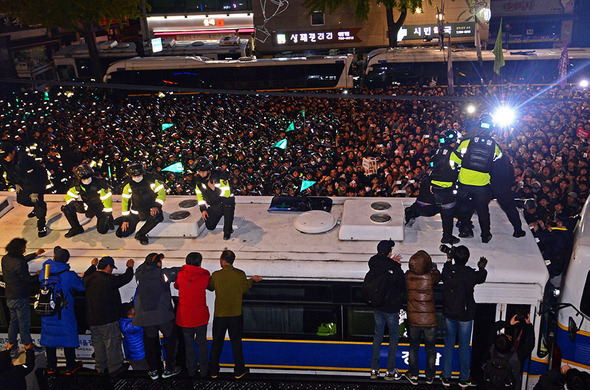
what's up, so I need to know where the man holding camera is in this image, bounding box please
[440,245,487,387]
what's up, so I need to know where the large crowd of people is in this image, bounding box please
[0,82,588,387]
[0,85,587,212]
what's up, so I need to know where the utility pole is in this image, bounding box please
[140,0,152,56]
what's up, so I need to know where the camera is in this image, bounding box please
[440,244,455,259]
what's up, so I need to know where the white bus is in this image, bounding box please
[53,39,251,80]
[0,193,549,386]
[103,55,355,91]
[544,197,590,374]
[364,47,590,87]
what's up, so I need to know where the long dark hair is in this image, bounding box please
[5,238,26,257]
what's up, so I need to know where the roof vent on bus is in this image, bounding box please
[294,210,337,234]
[192,41,205,47]
[220,36,240,46]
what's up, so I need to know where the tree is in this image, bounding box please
[0,0,142,80]
[303,0,430,48]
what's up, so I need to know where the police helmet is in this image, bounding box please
[439,129,460,145]
[74,164,94,180]
[126,161,146,177]
[0,142,16,158]
[479,113,494,130]
[192,156,212,172]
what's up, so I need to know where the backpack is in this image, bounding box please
[34,269,67,319]
[362,269,389,308]
[443,271,469,319]
[483,356,515,390]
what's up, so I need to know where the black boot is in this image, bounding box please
[65,226,84,238]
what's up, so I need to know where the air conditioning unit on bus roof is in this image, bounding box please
[220,36,240,46]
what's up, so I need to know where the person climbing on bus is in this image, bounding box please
[440,245,488,387]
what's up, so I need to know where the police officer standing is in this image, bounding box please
[62,164,114,237]
[491,151,526,238]
[116,162,166,245]
[430,129,461,244]
[451,113,502,243]
[194,157,235,240]
[0,142,48,237]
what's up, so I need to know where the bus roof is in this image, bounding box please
[366,46,590,66]
[53,39,250,60]
[0,192,548,307]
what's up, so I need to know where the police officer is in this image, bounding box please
[62,164,114,238]
[116,162,166,245]
[404,174,439,227]
[194,157,235,240]
[0,142,48,237]
[491,151,526,238]
[430,129,461,244]
[451,113,502,243]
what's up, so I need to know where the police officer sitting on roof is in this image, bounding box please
[62,164,114,238]
[451,113,503,243]
[116,162,166,245]
[430,129,461,244]
[0,142,48,237]
[193,157,235,240]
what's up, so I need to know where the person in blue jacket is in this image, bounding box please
[120,302,147,370]
[39,246,84,375]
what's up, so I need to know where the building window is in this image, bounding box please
[311,11,325,26]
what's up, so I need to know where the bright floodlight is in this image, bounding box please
[580,80,589,88]
[494,106,516,128]
[466,104,476,114]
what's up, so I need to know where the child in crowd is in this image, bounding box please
[120,302,148,371]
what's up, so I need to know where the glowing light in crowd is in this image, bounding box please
[466,104,476,114]
[580,80,589,88]
[493,106,516,128]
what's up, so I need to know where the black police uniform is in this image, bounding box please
[62,177,113,235]
[1,151,47,233]
[430,145,460,242]
[195,169,235,238]
[116,173,165,241]
[491,154,525,237]
[404,175,440,225]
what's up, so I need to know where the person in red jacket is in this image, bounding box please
[174,252,211,377]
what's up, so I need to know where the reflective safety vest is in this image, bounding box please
[452,138,502,186]
[121,174,166,216]
[65,177,113,212]
[430,146,459,188]
[195,169,233,212]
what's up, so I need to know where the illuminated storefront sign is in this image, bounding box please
[148,13,253,34]
[275,29,361,46]
[399,22,475,41]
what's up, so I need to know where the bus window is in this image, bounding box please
[580,270,590,317]
[346,306,374,338]
[245,283,333,302]
[243,304,339,339]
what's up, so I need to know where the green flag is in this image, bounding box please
[286,122,295,132]
[493,19,505,75]
[162,162,184,173]
[272,139,287,149]
[162,123,175,131]
[301,180,316,192]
